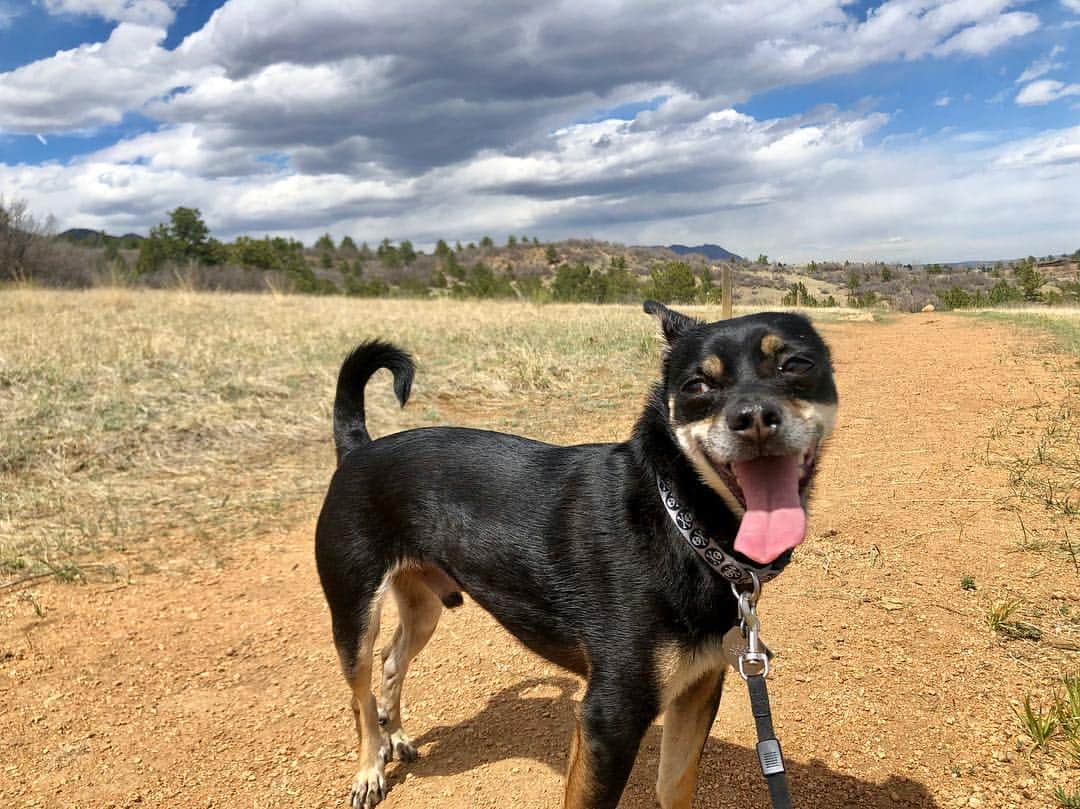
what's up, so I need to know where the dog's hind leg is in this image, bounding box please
[331,579,389,809]
[378,569,443,763]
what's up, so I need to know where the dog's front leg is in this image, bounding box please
[656,667,726,809]
[564,679,656,809]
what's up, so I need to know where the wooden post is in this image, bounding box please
[721,265,733,320]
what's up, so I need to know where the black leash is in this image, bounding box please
[747,672,793,808]
[730,574,794,809]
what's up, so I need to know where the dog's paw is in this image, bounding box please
[349,767,387,809]
[378,729,417,763]
[389,729,418,762]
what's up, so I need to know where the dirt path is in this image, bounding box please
[2,314,1077,809]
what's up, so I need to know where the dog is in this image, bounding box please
[315,301,838,809]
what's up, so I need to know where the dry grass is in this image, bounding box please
[975,306,1080,357]
[976,307,1080,529]
[4,290,858,583]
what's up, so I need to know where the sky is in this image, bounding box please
[0,1,1078,263]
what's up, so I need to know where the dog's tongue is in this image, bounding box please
[732,455,805,564]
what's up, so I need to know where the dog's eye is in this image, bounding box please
[681,378,712,396]
[779,357,814,375]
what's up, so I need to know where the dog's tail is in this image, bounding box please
[332,340,415,464]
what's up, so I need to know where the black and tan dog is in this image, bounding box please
[315,301,838,808]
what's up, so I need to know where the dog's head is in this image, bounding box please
[645,300,838,565]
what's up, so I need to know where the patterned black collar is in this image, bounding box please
[656,476,792,585]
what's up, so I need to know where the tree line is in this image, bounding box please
[5,199,1078,309]
[125,207,723,303]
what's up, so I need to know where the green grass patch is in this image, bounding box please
[972,307,1080,361]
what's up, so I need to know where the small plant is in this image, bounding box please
[986,597,1021,631]
[17,591,45,618]
[37,558,86,584]
[1059,672,1080,738]
[1055,786,1080,809]
[1015,695,1058,750]
[960,575,976,591]
[1066,734,1080,766]
[986,598,1042,640]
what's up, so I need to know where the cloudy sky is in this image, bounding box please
[0,0,1077,262]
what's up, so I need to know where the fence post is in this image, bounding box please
[721,265,733,319]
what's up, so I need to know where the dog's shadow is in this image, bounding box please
[394,676,940,808]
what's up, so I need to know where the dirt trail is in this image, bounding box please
[2,314,1077,809]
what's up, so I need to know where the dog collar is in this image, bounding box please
[656,476,789,585]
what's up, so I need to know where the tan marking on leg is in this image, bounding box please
[656,668,726,809]
[564,721,598,809]
[760,333,784,357]
[349,593,388,807]
[653,639,727,707]
[378,570,443,763]
[701,355,724,380]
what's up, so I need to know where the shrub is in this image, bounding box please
[647,261,697,304]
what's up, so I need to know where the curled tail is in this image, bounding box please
[333,339,415,463]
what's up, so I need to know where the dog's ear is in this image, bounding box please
[643,300,701,344]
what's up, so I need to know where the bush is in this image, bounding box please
[988,279,1023,305]
[647,261,697,304]
[781,281,819,307]
[135,208,224,274]
[940,286,973,309]
[1,197,54,283]
[453,262,514,298]
[550,262,640,303]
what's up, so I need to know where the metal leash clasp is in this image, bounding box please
[732,571,769,680]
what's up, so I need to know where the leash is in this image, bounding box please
[728,574,793,809]
[656,477,795,806]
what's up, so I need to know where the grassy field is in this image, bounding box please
[0,290,882,584]
[0,289,736,583]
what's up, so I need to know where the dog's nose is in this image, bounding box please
[726,402,783,440]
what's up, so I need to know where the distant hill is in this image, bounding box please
[665,243,743,262]
[59,228,143,246]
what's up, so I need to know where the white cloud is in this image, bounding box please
[0,22,212,133]
[1016,79,1080,105]
[1017,45,1066,83]
[1,0,1045,147]
[3,102,1076,263]
[1062,0,1080,14]
[0,0,1068,262]
[937,11,1040,56]
[935,94,952,106]
[40,0,183,26]
[994,126,1080,167]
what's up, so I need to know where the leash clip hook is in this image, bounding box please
[732,571,769,680]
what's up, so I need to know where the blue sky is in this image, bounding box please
[0,0,1077,262]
